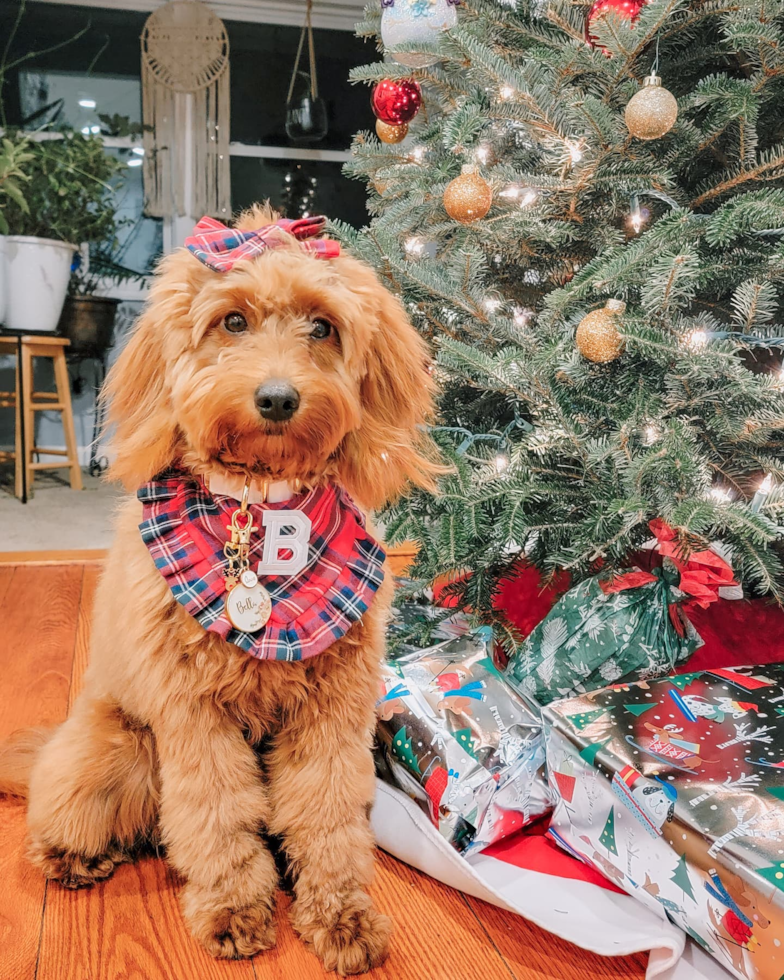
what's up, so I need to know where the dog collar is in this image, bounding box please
[207,471,295,504]
[138,470,386,661]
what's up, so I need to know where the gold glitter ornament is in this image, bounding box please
[575,299,626,363]
[376,119,409,144]
[625,72,678,140]
[443,165,492,223]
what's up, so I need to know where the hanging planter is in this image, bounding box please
[285,0,328,144]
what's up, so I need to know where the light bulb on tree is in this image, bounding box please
[683,328,708,351]
[408,145,427,163]
[628,193,648,234]
[710,486,732,503]
[751,473,773,513]
[475,144,492,165]
[641,422,661,446]
[499,84,515,101]
[405,236,425,256]
[566,139,584,164]
[483,296,502,313]
[513,307,534,328]
[493,453,510,474]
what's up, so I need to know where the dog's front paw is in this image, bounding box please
[293,892,392,976]
[28,838,127,889]
[183,882,277,959]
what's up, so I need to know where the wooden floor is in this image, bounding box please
[0,561,648,980]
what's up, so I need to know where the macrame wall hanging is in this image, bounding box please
[141,0,230,219]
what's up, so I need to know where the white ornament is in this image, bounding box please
[381,0,457,69]
[257,510,312,576]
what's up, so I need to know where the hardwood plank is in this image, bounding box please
[367,850,514,980]
[0,564,82,980]
[463,896,647,980]
[68,565,101,709]
[0,802,48,980]
[0,564,83,736]
[0,550,107,566]
[37,857,256,980]
[0,565,16,607]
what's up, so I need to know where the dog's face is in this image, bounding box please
[105,208,440,509]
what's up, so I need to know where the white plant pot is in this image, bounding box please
[0,236,7,325]
[5,235,75,332]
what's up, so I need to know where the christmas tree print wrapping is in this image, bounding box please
[375,628,554,855]
[504,564,705,706]
[544,665,784,980]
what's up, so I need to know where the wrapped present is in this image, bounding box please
[504,519,738,705]
[375,628,554,854]
[543,664,784,980]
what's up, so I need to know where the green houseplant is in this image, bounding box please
[0,133,33,324]
[2,129,126,333]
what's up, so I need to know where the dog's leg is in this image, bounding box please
[155,706,278,959]
[268,662,391,976]
[27,695,158,888]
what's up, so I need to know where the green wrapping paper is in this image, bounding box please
[544,665,784,980]
[504,565,701,706]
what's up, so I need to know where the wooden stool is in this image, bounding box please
[0,335,83,498]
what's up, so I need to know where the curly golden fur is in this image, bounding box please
[0,206,440,974]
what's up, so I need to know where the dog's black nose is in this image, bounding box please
[255,379,300,421]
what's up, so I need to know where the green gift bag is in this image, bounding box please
[504,563,702,706]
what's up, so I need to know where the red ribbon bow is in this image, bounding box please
[185,215,341,272]
[601,518,738,610]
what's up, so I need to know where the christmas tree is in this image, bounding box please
[392,725,422,773]
[669,853,696,901]
[340,0,784,643]
[599,807,618,855]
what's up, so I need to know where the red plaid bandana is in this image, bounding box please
[185,215,341,272]
[138,472,385,661]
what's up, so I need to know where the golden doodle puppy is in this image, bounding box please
[0,206,440,975]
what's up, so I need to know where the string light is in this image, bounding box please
[710,486,732,503]
[408,145,426,163]
[751,473,773,512]
[483,296,502,313]
[499,84,515,101]
[493,453,510,473]
[475,144,491,165]
[683,328,708,351]
[566,139,584,164]
[513,306,534,328]
[404,236,425,256]
[628,194,648,234]
[641,422,661,446]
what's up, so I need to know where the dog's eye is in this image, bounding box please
[310,319,333,340]
[223,312,248,334]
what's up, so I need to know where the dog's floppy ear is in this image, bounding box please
[338,284,443,510]
[102,253,197,488]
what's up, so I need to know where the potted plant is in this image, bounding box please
[0,133,33,324]
[1,129,125,332]
[60,248,147,356]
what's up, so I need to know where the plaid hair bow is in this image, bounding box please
[185,215,341,272]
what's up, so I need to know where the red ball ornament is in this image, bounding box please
[371,78,422,125]
[586,0,644,53]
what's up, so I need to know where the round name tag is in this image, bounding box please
[225,570,272,633]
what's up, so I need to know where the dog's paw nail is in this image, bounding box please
[190,902,277,959]
[302,904,392,975]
